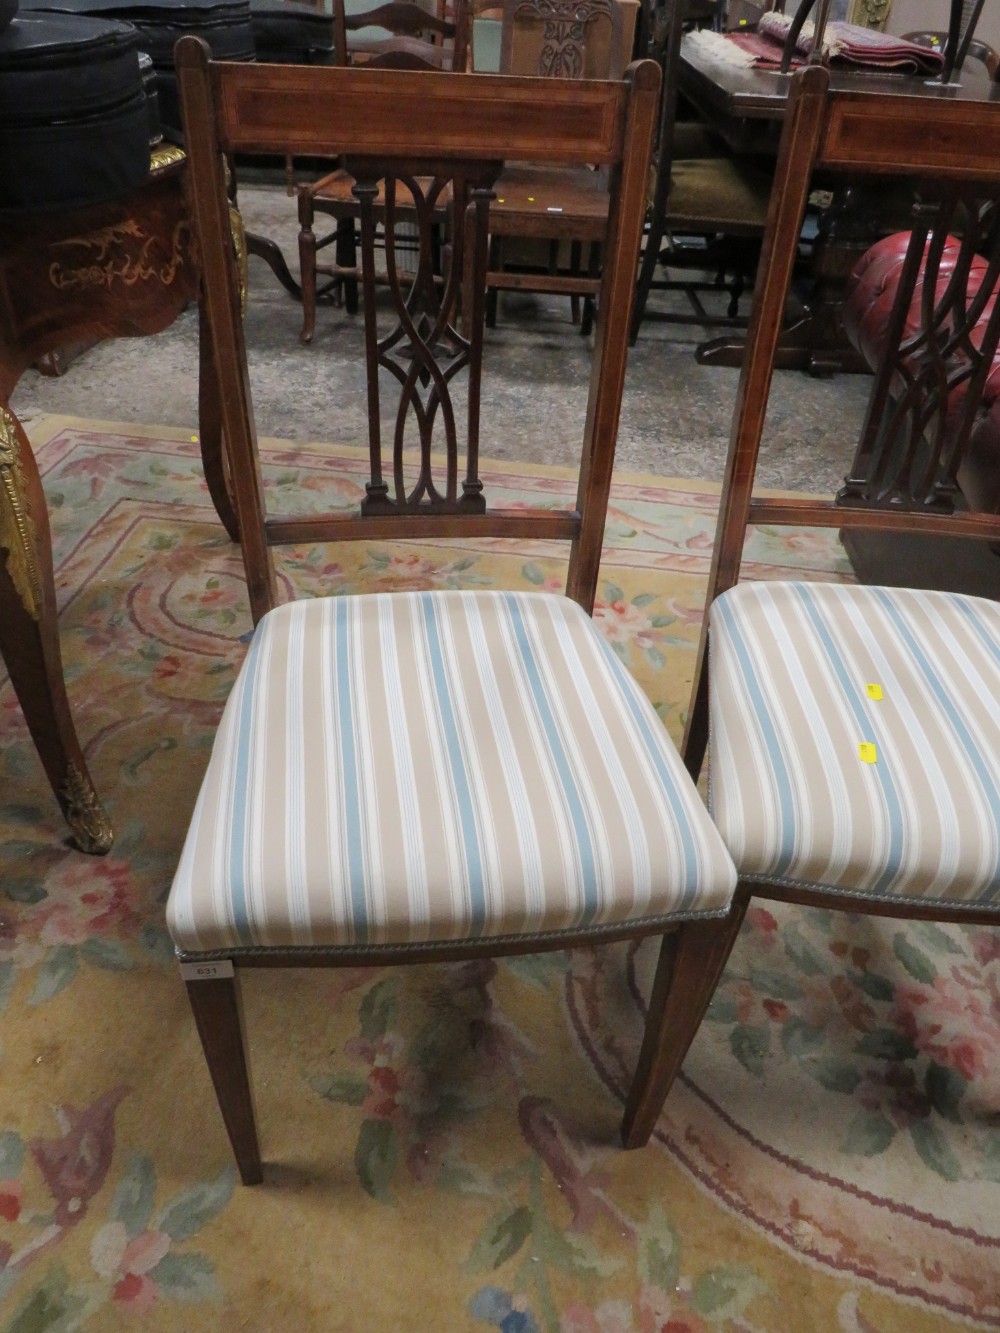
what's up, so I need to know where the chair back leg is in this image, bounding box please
[621,890,750,1148]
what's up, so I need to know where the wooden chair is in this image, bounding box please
[477,0,628,335]
[630,0,773,342]
[296,0,470,343]
[623,61,1000,1143]
[173,39,738,1183]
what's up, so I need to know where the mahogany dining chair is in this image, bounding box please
[627,60,1000,1141]
[172,39,738,1182]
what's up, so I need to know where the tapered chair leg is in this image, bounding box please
[580,242,601,338]
[621,892,750,1149]
[184,972,263,1185]
[485,235,501,329]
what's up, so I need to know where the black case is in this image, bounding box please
[22,0,255,134]
[250,0,333,64]
[0,13,152,213]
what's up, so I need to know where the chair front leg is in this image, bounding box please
[621,888,750,1149]
[184,969,263,1185]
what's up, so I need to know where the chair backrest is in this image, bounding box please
[177,39,659,624]
[334,0,470,71]
[682,61,1000,761]
[499,0,626,80]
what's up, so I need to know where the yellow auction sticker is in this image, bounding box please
[859,742,877,764]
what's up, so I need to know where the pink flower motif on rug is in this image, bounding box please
[0,1086,234,1323]
[566,916,1000,1326]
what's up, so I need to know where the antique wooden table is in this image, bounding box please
[0,147,235,852]
[678,35,1000,373]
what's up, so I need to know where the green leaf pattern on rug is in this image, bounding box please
[0,845,174,1012]
[0,1096,233,1325]
[706,905,1000,1180]
[315,964,771,1333]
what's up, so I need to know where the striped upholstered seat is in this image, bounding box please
[168,591,736,955]
[709,582,1000,908]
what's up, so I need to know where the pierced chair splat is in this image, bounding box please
[621,61,1000,1146]
[171,40,738,1183]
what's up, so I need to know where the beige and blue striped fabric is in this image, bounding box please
[168,591,736,954]
[709,581,1000,908]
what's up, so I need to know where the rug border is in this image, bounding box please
[22,412,822,502]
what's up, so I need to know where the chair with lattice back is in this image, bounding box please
[621,61,1000,1142]
[173,37,739,1181]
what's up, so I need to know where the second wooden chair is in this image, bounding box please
[296,0,470,343]
[478,0,628,335]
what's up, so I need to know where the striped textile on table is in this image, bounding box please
[709,581,1000,907]
[167,590,736,954]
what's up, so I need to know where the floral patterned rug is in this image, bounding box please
[2,416,997,1332]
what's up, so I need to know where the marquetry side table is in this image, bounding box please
[0,146,236,852]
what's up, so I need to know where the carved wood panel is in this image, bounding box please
[840,192,1000,514]
[346,160,502,516]
[510,0,615,77]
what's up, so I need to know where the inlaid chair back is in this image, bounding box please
[637,64,1000,1140]
[172,41,739,1184]
[183,43,656,623]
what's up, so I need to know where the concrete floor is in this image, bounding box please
[11,183,873,493]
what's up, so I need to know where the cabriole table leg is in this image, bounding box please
[0,404,113,854]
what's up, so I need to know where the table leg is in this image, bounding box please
[245,230,302,300]
[0,405,113,853]
[696,184,882,377]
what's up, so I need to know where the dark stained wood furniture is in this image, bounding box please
[630,0,772,343]
[632,64,1000,1138]
[296,0,470,342]
[168,42,742,1185]
[0,145,237,853]
[478,0,627,335]
[676,28,1000,372]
